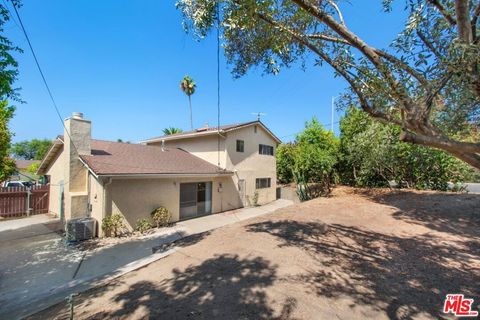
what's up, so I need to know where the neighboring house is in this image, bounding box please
[37,113,280,236]
[6,159,40,182]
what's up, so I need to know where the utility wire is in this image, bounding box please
[10,1,81,187]
[216,1,221,168]
[10,1,79,154]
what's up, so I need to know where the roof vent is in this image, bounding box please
[72,112,84,119]
[196,124,210,132]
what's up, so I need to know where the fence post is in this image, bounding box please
[26,188,32,216]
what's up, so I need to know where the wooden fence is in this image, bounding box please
[0,185,50,218]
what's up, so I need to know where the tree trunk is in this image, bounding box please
[188,95,193,130]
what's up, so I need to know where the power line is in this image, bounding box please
[10,1,80,155]
[10,1,80,187]
[2,0,21,31]
[216,0,221,168]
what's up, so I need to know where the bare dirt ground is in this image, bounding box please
[30,187,480,320]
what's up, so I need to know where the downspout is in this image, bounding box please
[102,177,112,220]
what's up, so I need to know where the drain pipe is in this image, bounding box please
[102,177,112,220]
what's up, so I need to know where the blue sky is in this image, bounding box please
[5,0,407,143]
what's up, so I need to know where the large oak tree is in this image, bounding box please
[177,0,480,169]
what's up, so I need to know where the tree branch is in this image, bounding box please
[258,13,407,127]
[416,30,443,60]
[307,33,349,44]
[454,0,473,42]
[291,0,416,111]
[325,0,345,26]
[471,2,480,41]
[400,131,480,168]
[426,0,457,26]
[308,33,429,86]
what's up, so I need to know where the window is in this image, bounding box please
[259,144,274,156]
[256,178,271,189]
[236,139,244,152]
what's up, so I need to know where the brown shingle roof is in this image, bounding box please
[15,160,40,170]
[80,139,231,176]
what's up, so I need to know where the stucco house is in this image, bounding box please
[37,112,280,236]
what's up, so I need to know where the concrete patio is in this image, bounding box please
[0,199,293,319]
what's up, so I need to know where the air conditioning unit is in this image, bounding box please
[66,217,97,242]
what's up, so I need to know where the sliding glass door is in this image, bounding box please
[180,182,212,220]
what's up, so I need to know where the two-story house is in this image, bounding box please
[141,121,281,211]
[37,113,280,236]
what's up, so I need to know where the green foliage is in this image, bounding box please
[293,171,311,201]
[252,191,259,206]
[101,214,125,237]
[176,0,480,169]
[150,207,171,228]
[180,75,196,97]
[135,218,152,234]
[12,139,52,160]
[276,117,339,198]
[180,75,196,129]
[0,2,21,181]
[162,127,183,135]
[276,143,295,184]
[26,162,39,175]
[0,101,15,181]
[338,107,473,191]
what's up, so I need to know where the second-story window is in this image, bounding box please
[236,140,244,152]
[259,144,274,156]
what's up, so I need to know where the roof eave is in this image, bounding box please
[140,130,225,144]
[95,172,234,179]
[36,138,64,175]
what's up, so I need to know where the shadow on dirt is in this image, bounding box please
[246,219,480,319]
[73,254,295,320]
[355,190,480,238]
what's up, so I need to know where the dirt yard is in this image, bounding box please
[30,187,480,319]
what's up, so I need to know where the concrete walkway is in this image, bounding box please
[0,199,293,319]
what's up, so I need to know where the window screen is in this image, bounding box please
[259,144,274,155]
[256,178,271,189]
[236,140,244,152]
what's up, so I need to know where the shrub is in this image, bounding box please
[276,143,296,184]
[252,191,259,206]
[150,207,171,228]
[101,214,125,237]
[135,218,152,234]
[338,107,473,190]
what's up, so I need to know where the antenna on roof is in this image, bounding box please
[251,112,267,121]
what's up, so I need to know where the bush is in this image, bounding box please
[101,214,125,237]
[338,107,473,190]
[150,207,171,228]
[276,143,296,184]
[135,218,152,234]
[276,117,339,199]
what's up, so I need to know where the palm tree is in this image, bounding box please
[162,127,183,135]
[180,75,196,130]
